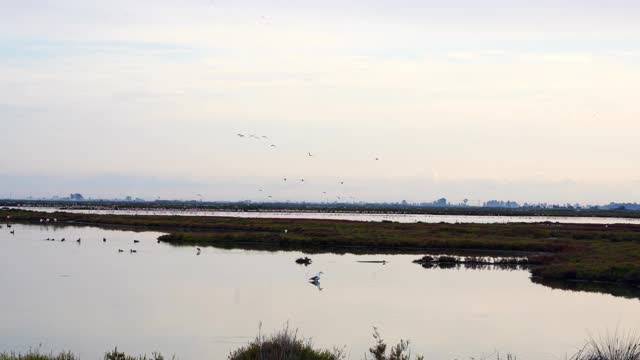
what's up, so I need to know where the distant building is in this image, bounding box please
[69,193,84,201]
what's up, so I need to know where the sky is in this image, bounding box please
[1,0,639,204]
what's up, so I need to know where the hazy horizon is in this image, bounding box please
[2,1,639,204]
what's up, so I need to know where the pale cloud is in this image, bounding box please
[1,0,639,203]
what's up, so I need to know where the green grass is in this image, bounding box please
[4,209,640,288]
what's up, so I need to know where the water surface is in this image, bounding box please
[1,224,638,359]
[12,206,640,225]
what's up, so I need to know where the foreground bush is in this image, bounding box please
[572,332,640,360]
[0,348,167,360]
[227,325,345,360]
[0,350,76,360]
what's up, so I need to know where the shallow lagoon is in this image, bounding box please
[1,224,638,359]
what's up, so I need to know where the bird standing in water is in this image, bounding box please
[309,271,323,282]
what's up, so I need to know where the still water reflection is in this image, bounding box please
[1,224,638,359]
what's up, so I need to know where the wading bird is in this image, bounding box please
[133,240,140,243]
[310,280,323,291]
[309,271,323,282]
[118,249,124,253]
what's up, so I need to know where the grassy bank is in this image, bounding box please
[3,209,640,287]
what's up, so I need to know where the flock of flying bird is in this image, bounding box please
[236,132,380,202]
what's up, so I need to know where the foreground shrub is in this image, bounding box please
[572,332,640,360]
[228,325,345,360]
[0,350,76,360]
[366,327,423,360]
[103,348,167,360]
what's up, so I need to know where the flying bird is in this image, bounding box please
[237,133,245,137]
[307,152,313,157]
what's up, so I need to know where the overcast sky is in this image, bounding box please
[1,0,639,204]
